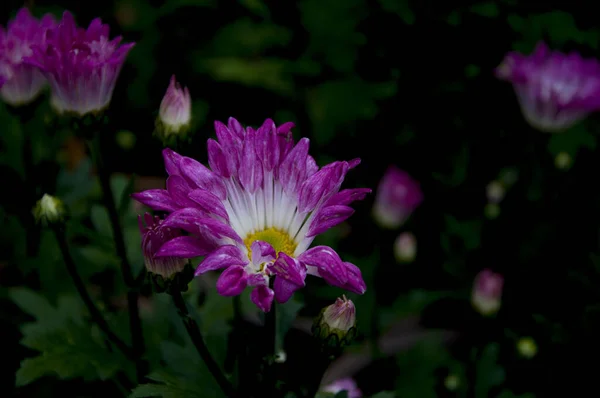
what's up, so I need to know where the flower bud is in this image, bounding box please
[394,232,416,263]
[33,194,66,226]
[139,213,192,293]
[373,166,422,229]
[486,180,505,204]
[471,269,503,316]
[516,336,537,358]
[321,377,362,398]
[155,75,192,146]
[312,295,357,349]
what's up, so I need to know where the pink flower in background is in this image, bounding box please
[394,231,416,263]
[158,75,191,135]
[471,269,504,316]
[25,11,134,116]
[373,166,423,229]
[322,377,362,398]
[496,41,600,132]
[0,8,56,106]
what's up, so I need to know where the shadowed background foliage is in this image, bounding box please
[1,0,600,397]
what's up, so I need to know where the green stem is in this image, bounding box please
[88,129,146,382]
[52,225,134,359]
[170,290,239,398]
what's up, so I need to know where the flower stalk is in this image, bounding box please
[169,289,238,398]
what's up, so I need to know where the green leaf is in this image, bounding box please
[547,125,596,158]
[474,343,505,398]
[469,2,499,18]
[11,289,127,386]
[379,0,415,25]
[210,18,292,56]
[396,337,451,397]
[91,205,113,239]
[371,392,396,398]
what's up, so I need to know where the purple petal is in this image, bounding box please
[162,208,243,244]
[216,265,248,296]
[250,241,276,266]
[238,128,264,193]
[179,156,227,201]
[256,119,280,171]
[155,235,214,258]
[340,262,367,294]
[271,253,306,287]
[195,245,246,275]
[163,148,183,176]
[166,175,197,208]
[207,139,231,178]
[299,246,348,286]
[279,138,310,195]
[273,277,300,303]
[227,117,245,139]
[325,188,371,207]
[298,161,350,214]
[306,205,354,237]
[131,189,178,212]
[214,121,242,175]
[188,189,229,222]
[251,285,274,312]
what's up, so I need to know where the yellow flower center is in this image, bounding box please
[244,227,297,260]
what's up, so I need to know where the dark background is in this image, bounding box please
[2,0,599,396]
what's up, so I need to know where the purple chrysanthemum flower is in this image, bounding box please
[24,11,134,116]
[0,8,56,106]
[132,118,370,312]
[322,377,362,398]
[496,41,600,132]
[139,213,187,279]
[372,165,422,229]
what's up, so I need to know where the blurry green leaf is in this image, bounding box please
[198,57,293,96]
[130,370,205,398]
[10,289,126,386]
[127,33,159,107]
[497,390,536,398]
[211,18,292,56]
[381,290,449,329]
[371,392,396,398]
[276,298,303,351]
[547,125,596,157]
[379,0,415,25]
[474,343,505,398]
[73,245,120,272]
[112,174,133,215]
[469,2,499,18]
[300,0,367,72]
[0,112,24,178]
[91,205,113,239]
[507,14,525,32]
[307,79,397,146]
[158,0,216,14]
[447,11,461,26]
[55,158,96,216]
[465,64,481,78]
[240,0,271,18]
[443,215,482,251]
[396,338,450,397]
[431,145,469,187]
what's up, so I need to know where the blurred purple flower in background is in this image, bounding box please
[0,8,56,106]
[322,377,362,398]
[373,166,422,229]
[496,41,600,132]
[471,269,504,316]
[25,11,134,116]
[133,117,370,312]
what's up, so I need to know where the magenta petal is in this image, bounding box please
[271,253,307,287]
[131,189,178,212]
[256,119,280,171]
[166,175,196,208]
[298,161,349,214]
[195,245,246,275]
[207,139,231,178]
[188,189,230,222]
[273,277,300,303]
[179,156,227,201]
[163,148,183,176]
[216,265,248,296]
[299,246,348,286]
[155,235,213,258]
[238,128,264,193]
[227,117,245,139]
[340,262,367,294]
[325,188,372,207]
[251,285,274,312]
[250,241,276,265]
[162,208,243,243]
[306,205,355,237]
[279,138,310,195]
